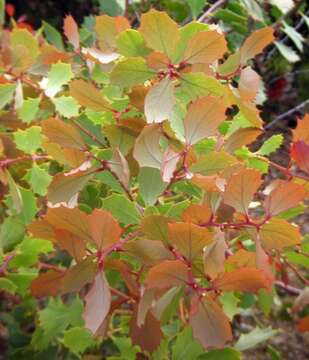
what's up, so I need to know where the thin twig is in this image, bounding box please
[71,118,106,148]
[275,281,301,295]
[264,99,309,130]
[198,0,228,23]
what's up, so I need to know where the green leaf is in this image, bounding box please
[45,62,74,97]
[99,0,125,16]
[18,97,41,124]
[282,21,304,51]
[11,29,39,62]
[102,194,141,225]
[47,170,94,206]
[257,134,283,156]
[179,73,226,101]
[138,167,166,206]
[186,0,206,19]
[275,42,300,63]
[284,250,309,268]
[62,327,94,355]
[145,78,176,123]
[0,0,4,26]
[190,151,237,175]
[240,0,264,21]
[219,292,240,320]
[258,288,274,316]
[43,21,64,50]
[0,278,17,294]
[52,96,80,118]
[6,169,23,214]
[6,268,37,296]
[14,126,42,154]
[10,237,53,268]
[26,164,52,196]
[199,348,241,360]
[0,83,16,109]
[116,29,150,57]
[0,217,25,252]
[172,327,204,360]
[39,297,84,338]
[110,57,155,88]
[234,327,278,351]
[17,187,37,224]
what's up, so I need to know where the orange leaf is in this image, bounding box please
[213,267,271,293]
[45,207,92,243]
[190,294,232,349]
[31,270,64,298]
[238,67,261,102]
[191,174,225,192]
[183,31,227,65]
[224,127,262,153]
[69,79,111,112]
[184,96,227,145]
[27,219,55,241]
[168,222,213,262]
[293,114,309,143]
[83,271,111,334]
[63,15,79,50]
[264,179,306,216]
[54,229,86,262]
[240,27,274,64]
[88,209,122,250]
[259,218,302,250]
[145,260,188,289]
[225,249,256,270]
[223,168,261,214]
[297,315,309,333]
[291,141,309,174]
[181,204,212,225]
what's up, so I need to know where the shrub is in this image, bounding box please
[0,8,308,359]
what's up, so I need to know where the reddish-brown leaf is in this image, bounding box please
[62,257,97,294]
[213,267,271,294]
[31,270,64,298]
[168,222,213,261]
[191,174,225,192]
[183,31,227,65]
[184,96,226,145]
[225,249,256,270]
[88,209,122,250]
[83,271,111,334]
[259,218,302,250]
[190,294,232,349]
[124,239,172,266]
[54,229,86,261]
[47,169,94,206]
[27,219,55,241]
[204,231,228,279]
[264,179,306,216]
[291,141,309,174]
[223,168,262,214]
[145,260,188,289]
[63,15,79,50]
[45,207,91,243]
[41,117,85,150]
[130,305,163,352]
